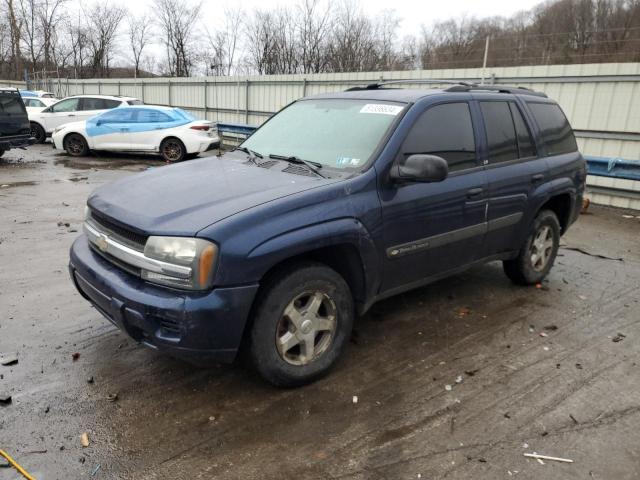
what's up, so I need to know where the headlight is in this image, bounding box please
[141,236,218,290]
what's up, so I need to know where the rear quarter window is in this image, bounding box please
[528,103,577,155]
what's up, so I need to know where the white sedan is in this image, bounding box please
[52,105,220,162]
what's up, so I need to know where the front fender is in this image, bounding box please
[223,218,380,301]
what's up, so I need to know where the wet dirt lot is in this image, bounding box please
[1,144,639,479]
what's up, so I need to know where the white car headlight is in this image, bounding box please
[142,236,218,290]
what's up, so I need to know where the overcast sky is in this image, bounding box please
[129,0,543,33]
[121,0,544,69]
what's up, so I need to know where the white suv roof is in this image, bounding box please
[64,94,140,102]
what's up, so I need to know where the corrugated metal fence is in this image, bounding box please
[4,62,640,208]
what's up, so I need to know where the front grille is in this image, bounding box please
[88,209,147,252]
[89,243,141,277]
[159,318,181,335]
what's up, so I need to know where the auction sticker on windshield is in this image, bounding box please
[360,104,404,115]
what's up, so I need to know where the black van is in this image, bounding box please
[0,88,34,157]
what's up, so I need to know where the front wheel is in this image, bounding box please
[248,262,354,387]
[160,138,186,162]
[64,133,89,157]
[503,209,560,285]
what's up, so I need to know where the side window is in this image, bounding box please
[402,102,477,173]
[135,109,173,123]
[480,101,518,164]
[509,102,536,158]
[33,99,45,108]
[51,98,80,113]
[528,102,578,155]
[103,99,122,109]
[97,109,134,123]
[81,97,105,110]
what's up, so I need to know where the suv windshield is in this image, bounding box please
[241,99,405,170]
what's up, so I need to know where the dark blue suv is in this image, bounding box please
[69,82,586,386]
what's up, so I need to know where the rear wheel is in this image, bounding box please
[503,209,560,285]
[30,123,46,143]
[248,262,354,387]
[160,138,186,162]
[64,133,89,157]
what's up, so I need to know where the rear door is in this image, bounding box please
[477,97,547,256]
[128,108,177,150]
[379,101,488,293]
[0,91,30,137]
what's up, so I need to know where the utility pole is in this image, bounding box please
[481,36,490,85]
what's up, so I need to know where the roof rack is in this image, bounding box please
[345,79,475,91]
[345,79,547,97]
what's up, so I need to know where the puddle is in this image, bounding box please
[0,181,39,188]
[55,156,164,171]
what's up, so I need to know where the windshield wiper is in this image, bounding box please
[234,146,263,164]
[268,154,326,178]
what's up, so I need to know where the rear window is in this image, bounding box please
[0,93,26,114]
[528,103,577,155]
[480,101,518,164]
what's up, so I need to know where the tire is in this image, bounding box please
[503,209,561,285]
[0,149,5,158]
[160,138,186,162]
[64,133,89,157]
[248,262,354,387]
[31,122,46,144]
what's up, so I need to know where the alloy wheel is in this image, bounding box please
[275,291,337,366]
[529,225,554,271]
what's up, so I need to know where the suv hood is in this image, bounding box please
[88,155,337,235]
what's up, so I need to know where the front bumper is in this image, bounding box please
[69,236,259,364]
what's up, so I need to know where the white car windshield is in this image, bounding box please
[241,99,405,170]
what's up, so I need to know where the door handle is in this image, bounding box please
[531,173,544,184]
[466,187,484,198]
[67,114,75,117]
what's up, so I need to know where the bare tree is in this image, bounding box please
[154,0,202,77]
[296,0,332,73]
[85,3,126,77]
[128,14,152,78]
[205,7,241,75]
[38,0,66,72]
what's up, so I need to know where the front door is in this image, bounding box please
[379,101,488,293]
[41,97,81,131]
[88,108,135,150]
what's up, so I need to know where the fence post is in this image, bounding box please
[302,78,307,97]
[244,79,249,123]
[204,78,208,119]
[141,81,145,103]
[98,81,101,94]
[118,81,121,96]
[82,82,85,95]
[168,80,172,106]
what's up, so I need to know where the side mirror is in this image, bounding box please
[95,119,103,126]
[390,154,449,183]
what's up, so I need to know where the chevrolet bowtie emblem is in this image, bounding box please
[96,234,109,252]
